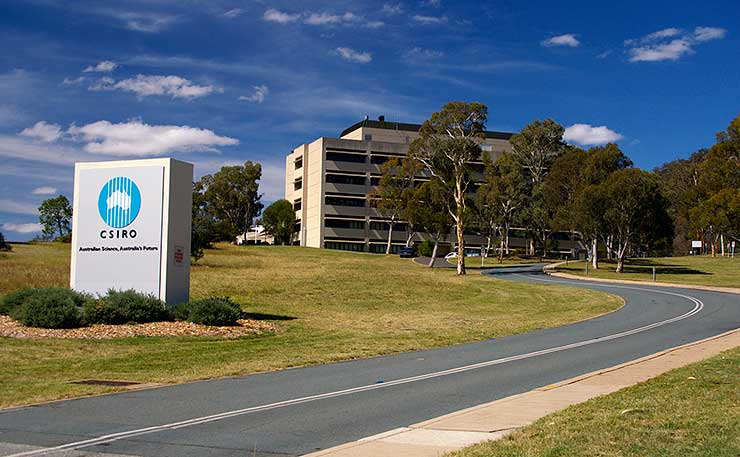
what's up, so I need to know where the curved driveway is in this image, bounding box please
[1,264,739,457]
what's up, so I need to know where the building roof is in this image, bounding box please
[340,118,514,140]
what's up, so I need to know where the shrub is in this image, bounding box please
[84,289,169,324]
[416,240,435,257]
[8,288,87,328]
[1,288,37,315]
[173,297,242,326]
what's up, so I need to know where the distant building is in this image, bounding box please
[236,225,274,245]
[284,116,582,256]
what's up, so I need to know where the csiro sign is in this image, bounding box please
[71,159,193,304]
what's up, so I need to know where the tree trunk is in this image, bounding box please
[428,238,439,267]
[529,238,535,256]
[591,239,599,270]
[456,221,466,275]
[721,234,725,257]
[386,222,394,255]
[504,225,510,255]
[406,231,415,248]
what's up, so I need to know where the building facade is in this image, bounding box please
[284,117,530,254]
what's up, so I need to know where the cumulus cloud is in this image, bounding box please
[263,8,300,24]
[62,76,86,85]
[83,61,118,73]
[67,120,238,156]
[336,47,372,63]
[239,85,269,103]
[627,26,726,62]
[32,186,57,195]
[1,222,42,234]
[19,121,62,142]
[564,124,623,146]
[90,75,219,99]
[542,34,580,47]
[412,15,447,24]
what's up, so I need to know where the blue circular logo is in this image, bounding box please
[97,177,142,228]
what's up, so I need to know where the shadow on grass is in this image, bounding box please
[600,259,712,276]
[242,312,297,321]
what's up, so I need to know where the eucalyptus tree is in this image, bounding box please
[201,161,263,242]
[409,101,487,275]
[38,195,73,241]
[370,157,419,254]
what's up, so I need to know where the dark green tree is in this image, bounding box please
[509,119,565,186]
[409,101,487,275]
[261,199,297,245]
[409,178,454,266]
[38,195,72,241]
[370,157,419,254]
[0,231,10,251]
[201,161,263,242]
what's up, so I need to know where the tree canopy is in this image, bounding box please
[261,199,297,245]
[38,195,72,241]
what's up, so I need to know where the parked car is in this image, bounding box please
[444,251,458,259]
[399,247,416,258]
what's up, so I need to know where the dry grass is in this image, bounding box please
[449,346,740,457]
[0,242,621,408]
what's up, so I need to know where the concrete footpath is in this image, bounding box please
[306,299,740,456]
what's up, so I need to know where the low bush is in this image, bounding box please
[173,297,242,326]
[8,288,87,328]
[83,289,169,324]
[416,240,434,257]
[1,288,37,315]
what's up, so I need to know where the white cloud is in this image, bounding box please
[0,199,38,215]
[62,76,86,85]
[222,8,243,19]
[263,8,300,24]
[304,12,363,26]
[239,85,269,103]
[404,47,444,61]
[424,0,441,6]
[83,61,118,73]
[110,11,177,33]
[67,120,238,156]
[336,47,372,63]
[381,3,403,14]
[629,38,693,62]
[693,26,726,42]
[627,26,726,62]
[564,124,623,146]
[90,75,219,99]
[1,222,42,234]
[19,121,62,142]
[32,186,57,195]
[412,15,447,24]
[542,34,580,47]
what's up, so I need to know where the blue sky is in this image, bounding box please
[1,0,739,239]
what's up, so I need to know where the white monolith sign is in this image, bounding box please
[70,158,193,304]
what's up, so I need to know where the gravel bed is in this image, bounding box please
[0,315,276,339]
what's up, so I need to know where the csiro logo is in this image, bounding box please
[97,177,142,228]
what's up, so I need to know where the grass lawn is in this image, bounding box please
[449,346,740,457]
[557,256,740,288]
[0,243,621,408]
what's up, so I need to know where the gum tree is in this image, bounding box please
[409,101,487,275]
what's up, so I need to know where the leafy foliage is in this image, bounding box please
[38,195,72,241]
[0,231,10,251]
[83,289,168,324]
[173,297,242,326]
[7,288,88,328]
[261,199,296,245]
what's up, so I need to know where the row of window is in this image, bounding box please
[324,219,407,231]
[324,241,406,253]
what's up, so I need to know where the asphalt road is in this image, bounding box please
[1,264,739,457]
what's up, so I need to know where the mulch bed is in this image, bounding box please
[0,315,276,339]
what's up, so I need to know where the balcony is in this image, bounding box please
[324,160,367,173]
[324,205,367,217]
[324,182,368,194]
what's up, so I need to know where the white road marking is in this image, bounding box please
[7,275,704,456]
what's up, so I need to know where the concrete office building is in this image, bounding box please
[284,116,526,254]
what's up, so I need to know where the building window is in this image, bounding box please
[326,151,367,163]
[370,176,381,186]
[295,157,303,169]
[369,243,403,254]
[325,241,365,252]
[325,196,366,207]
[326,174,366,186]
[325,219,365,230]
[370,155,391,165]
[293,199,302,211]
[369,221,406,231]
[364,134,373,141]
[294,179,302,191]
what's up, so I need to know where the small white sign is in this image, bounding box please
[691,240,703,248]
